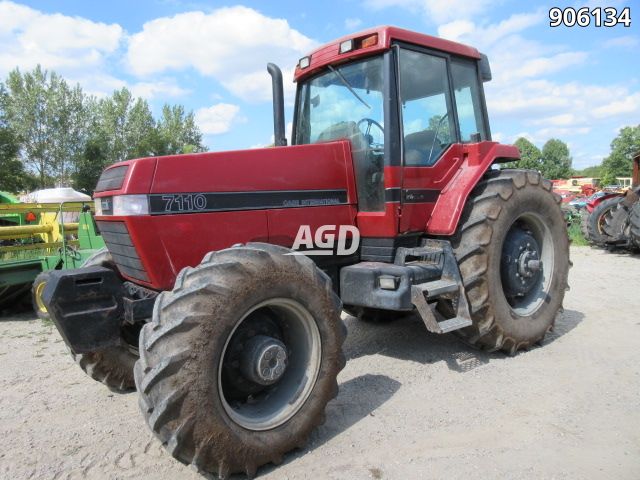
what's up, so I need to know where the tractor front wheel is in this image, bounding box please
[72,248,138,392]
[450,169,570,353]
[134,243,345,478]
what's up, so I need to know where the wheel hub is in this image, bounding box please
[240,335,288,385]
[501,227,543,298]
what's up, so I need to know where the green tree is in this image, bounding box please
[541,138,572,179]
[0,88,37,192]
[601,125,640,185]
[503,137,544,171]
[575,164,603,178]
[3,66,90,188]
[155,104,204,155]
[72,136,110,194]
[95,88,156,163]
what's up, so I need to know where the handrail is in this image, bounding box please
[0,201,93,214]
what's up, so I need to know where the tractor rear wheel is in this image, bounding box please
[32,271,52,320]
[134,243,345,478]
[72,248,137,392]
[586,196,623,245]
[630,201,640,248]
[603,201,632,243]
[450,169,570,353]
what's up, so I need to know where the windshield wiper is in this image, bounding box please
[327,65,371,110]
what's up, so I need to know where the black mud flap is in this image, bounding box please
[42,266,125,354]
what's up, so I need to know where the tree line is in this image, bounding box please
[505,125,640,184]
[0,65,205,194]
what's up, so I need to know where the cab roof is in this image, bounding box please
[293,25,482,82]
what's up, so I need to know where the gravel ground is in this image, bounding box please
[0,246,639,480]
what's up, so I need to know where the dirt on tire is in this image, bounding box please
[134,242,346,478]
[449,169,570,353]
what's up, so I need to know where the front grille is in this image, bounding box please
[96,221,149,282]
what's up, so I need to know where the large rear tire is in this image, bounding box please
[134,243,345,478]
[586,196,623,245]
[450,169,570,353]
[630,201,640,248]
[72,248,137,392]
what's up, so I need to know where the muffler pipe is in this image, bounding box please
[267,63,287,147]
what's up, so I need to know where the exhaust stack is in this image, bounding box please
[267,63,287,147]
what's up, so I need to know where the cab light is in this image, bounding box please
[339,39,354,54]
[298,56,311,69]
[361,34,378,49]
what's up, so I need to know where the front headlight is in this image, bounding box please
[94,195,149,216]
[113,195,149,216]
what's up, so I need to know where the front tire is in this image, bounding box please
[134,243,345,478]
[451,169,570,353]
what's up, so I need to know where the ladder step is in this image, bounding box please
[436,316,472,333]
[416,279,459,298]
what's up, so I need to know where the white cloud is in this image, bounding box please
[344,18,363,30]
[603,35,639,49]
[126,6,317,102]
[194,103,242,135]
[129,80,189,100]
[438,12,542,46]
[366,0,496,24]
[0,1,123,77]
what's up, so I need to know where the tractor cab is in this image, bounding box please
[280,26,497,239]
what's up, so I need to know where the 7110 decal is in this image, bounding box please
[549,7,631,27]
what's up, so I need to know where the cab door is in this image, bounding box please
[397,46,489,233]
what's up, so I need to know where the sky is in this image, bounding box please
[0,0,638,169]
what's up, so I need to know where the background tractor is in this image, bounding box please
[42,26,569,478]
[581,152,640,249]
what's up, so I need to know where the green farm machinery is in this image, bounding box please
[0,200,104,316]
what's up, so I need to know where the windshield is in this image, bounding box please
[294,56,385,211]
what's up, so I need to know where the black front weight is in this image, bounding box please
[42,266,125,354]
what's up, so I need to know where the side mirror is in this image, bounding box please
[479,53,492,82]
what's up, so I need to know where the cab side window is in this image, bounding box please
[399,49,455,166]
[451,60,488,142]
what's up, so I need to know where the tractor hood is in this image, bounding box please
[93,142,357,207]
[91,142,359,290]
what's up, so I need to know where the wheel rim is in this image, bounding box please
[35,280,48,314]
[500,213,555,316]
[218,298,321,431]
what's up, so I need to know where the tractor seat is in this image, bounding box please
[404,130,437,166]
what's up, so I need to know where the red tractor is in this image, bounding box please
[43,27,569,477]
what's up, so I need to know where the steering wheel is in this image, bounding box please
[357,118,384,147]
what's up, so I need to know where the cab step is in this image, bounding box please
[415,279,459,298]
[407,240,474,335]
